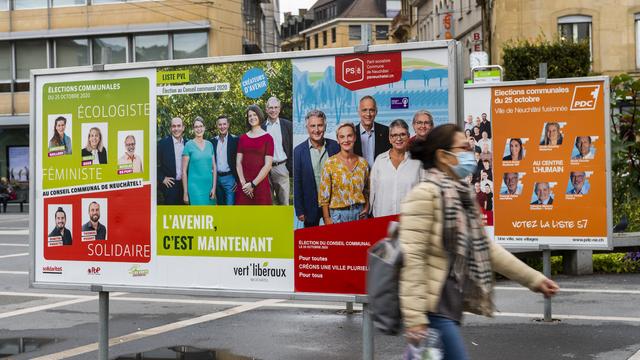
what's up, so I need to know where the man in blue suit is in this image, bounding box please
[157,117,186,205]
[294,109,340,227]
[211,115,239,205]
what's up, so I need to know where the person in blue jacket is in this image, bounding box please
[293,109,340,227]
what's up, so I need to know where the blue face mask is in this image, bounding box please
[445,150,477,178]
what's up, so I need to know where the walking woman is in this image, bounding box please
[235,104,274,205]
[319,122,369,224]
[182,117,216,205]
[49,116,72,154]
[399,124,559,359]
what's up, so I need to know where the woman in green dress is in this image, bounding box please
[182,117,217,205]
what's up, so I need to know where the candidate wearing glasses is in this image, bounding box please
[370,119,421,217]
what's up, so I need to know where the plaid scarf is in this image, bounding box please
[425,168,495,316]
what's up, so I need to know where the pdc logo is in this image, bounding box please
[570,85,600,111]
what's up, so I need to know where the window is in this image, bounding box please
[0,42,10,92]
[0,0,8,10]
[92,0,125,3]
[322,31,327,46]
[332,27,336,43]
[558,15,592,56]
[376,25,389,40]
[135,34,169,62]
[52,0,86,6]
[0,42,9,81]
[56,38,89,67]
[349,25,362,40]
[636,14,640,68]
[14,0,47,9]
[306,36,310,50]
[15,40,47,80]
[173,32,208,59]
[314,33,318,48]
[92,36,127,64]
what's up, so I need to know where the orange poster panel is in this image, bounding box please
[492,81,608,247]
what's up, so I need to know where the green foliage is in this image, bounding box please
[523,255,563,275]
[610,74,640,232]
[156,60,293,139]
[593,253,640,273]
[523,254,640,274]
[501,38,591,81]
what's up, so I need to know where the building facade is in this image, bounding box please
[281,9,314,52]
[491,0,640,76]
[0,0,274,184]
[299,0,398,50]
[410,0,483,80]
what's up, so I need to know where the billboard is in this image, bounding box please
[32,41,460,296]
[464,78,611,249]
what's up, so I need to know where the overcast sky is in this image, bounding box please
[279,0,317,24]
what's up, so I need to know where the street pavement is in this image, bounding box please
[0,214,640,359]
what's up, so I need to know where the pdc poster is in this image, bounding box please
[34,44,456,295]
[491,81,609,248]
[464,79,610,249]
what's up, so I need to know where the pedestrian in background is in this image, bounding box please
[399,124,559,359]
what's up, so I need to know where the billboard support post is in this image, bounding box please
[362,302,373,360]
[541,247,552,322]
[98,290,109,360]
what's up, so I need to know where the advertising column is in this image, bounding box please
[36,71,155,284]
[491,81,609,248]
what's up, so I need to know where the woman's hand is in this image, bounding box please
[183,193,189,205]
[242,182,254,198]
[536,278,559,298]
[210,188,216,200]
[404,325,428,345]
[358,204,369,219]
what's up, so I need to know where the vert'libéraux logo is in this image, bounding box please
[233,262,286,281]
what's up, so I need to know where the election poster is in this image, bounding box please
[292,47,452,293]
[462,86,494,236]
[154,59,295,291]
[35,70,155,284]
[491,80,610,248]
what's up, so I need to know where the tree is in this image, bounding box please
[611,74,640,232]
[501,38,591,81]
[157,60,292,139]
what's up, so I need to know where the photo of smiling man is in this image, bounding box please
[567,171,590,195]
[531,182,554,205]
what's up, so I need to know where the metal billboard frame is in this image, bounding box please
[29,39,463,296]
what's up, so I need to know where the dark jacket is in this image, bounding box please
[82,221,106,240]
[81,147,107,164]
[157,136,186,184]
[262,117,293,173]
[293,138,340,226]
[211,134,239,183]
[353,122,391,163]
[531,197,554,205]
[48,227,72,246]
